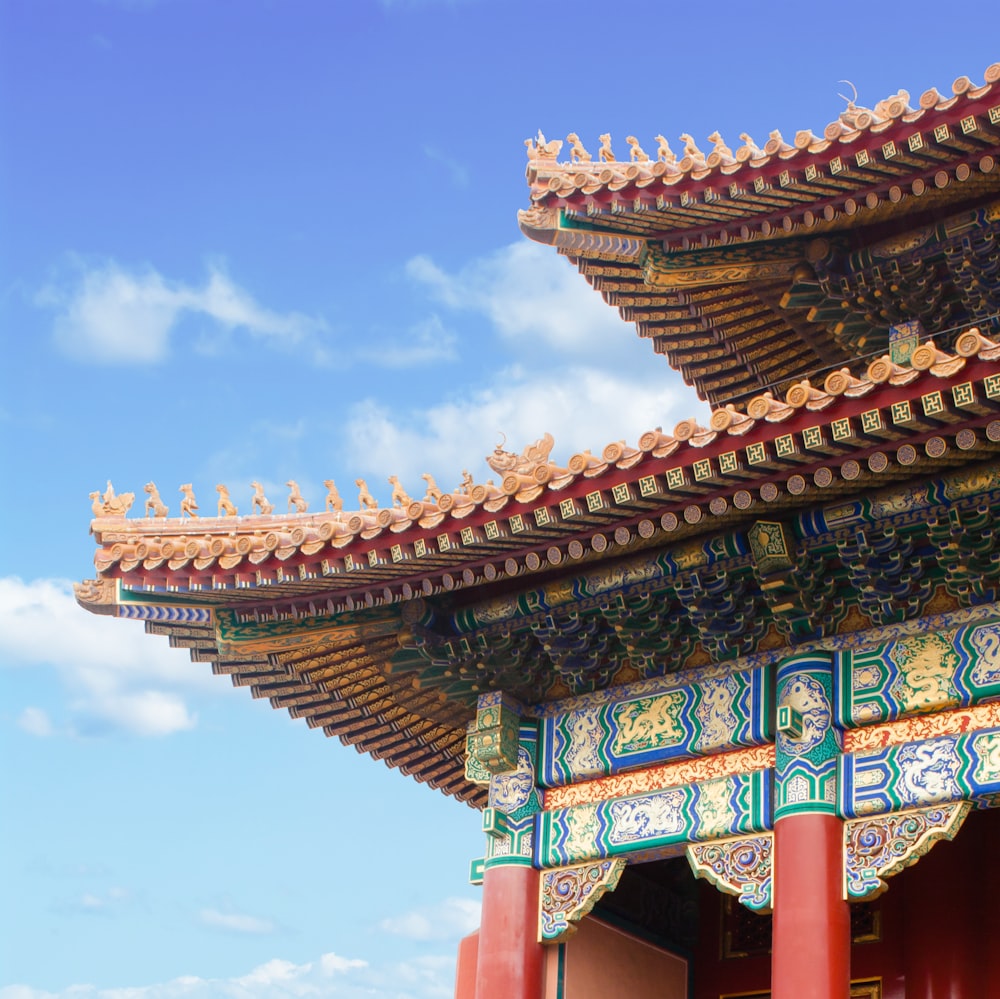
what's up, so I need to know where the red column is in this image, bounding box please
[771,812,851,999]
[902,823,983,998]
[454,931,479,999]
[474,864,543,999]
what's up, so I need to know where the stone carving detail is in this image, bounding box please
[143,482,168,518]
[486,432,555,476]
[251,481,274,515]
[216,484,238,517]
[323,479,343,512]
[91,481,135,518]
[179,483,199,518]
[286,480,308,513]
[355,478,377,510]
[388,475,412,508]
[565,132,591,163]
[539,859,626,943]
[524,130,562,161]
[844,802,970,899]
[686,834,773,912]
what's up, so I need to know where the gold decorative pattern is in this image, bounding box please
[843,702,1000,753]
[542,745,775,811]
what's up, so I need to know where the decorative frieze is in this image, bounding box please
[538,666,773,787]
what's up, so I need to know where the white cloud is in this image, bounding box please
[340,238,708,498]
[356,314,458,368]
[0,949,465,999]
[380,897,480,941]
[17,707,54,737]
[199,908,275,935]
[76,887,129,914]
[343,364,702,494]
[40,259,329,365]
[422,145,470,188]
[0,577,226,737]
[405,241,637,354]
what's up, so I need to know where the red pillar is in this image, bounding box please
[474,864,543,999]
[454,931,479,999]
[771,812,851,999]
[902,821,984,999]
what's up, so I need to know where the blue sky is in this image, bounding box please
[0,1,996,995]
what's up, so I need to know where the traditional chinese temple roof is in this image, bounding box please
[77,64,1000,808]
[519,64,1000,404]
[78,327,1000,806]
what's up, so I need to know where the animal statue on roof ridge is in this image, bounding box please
[458,470,475,495]
[286,480,308,513]
[873,88,912,120]
[179,483,199,518]
[566,133,592,163]
[356,478,378,510]
[486,432,556,476]
[89,492,104,518]
[736,132,764,160]
[625,136,649,162]
[598,133,615,162]
[144,482,169,518]
[323,479,343,512]
[767,129,794,154]
[216,484,238,517]
[251,481,274,515]
[679,134,706,167]
[97,481,135,517]
[654,135,678,165]
[388,475,413,508]
[421,472,443,503]
[524,130,563,161]
[707,131,735,163]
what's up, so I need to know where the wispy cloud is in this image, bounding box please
[38,259,330,365]
[357,314,459,368]
[0,577,228,737]
[200,908,275,935]
[343,364,700,493]
[17,707,55,737]
[332,239,705,494]
[422,144,470,188]
[380,896,480,941]
[0,948,464,999]
[75,887,131,915]
[405,241,639,356]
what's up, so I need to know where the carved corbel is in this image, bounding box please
[686,834,774,913]
[843,802,971,900]
[538,859,626,943]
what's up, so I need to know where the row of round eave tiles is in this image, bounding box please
[528,64,1000,199]
[92,329,998,578]
[225,424,1000,622]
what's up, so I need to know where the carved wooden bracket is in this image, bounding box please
[686,833,774,913]
[843,801,971,899]
[538,859,626,943]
